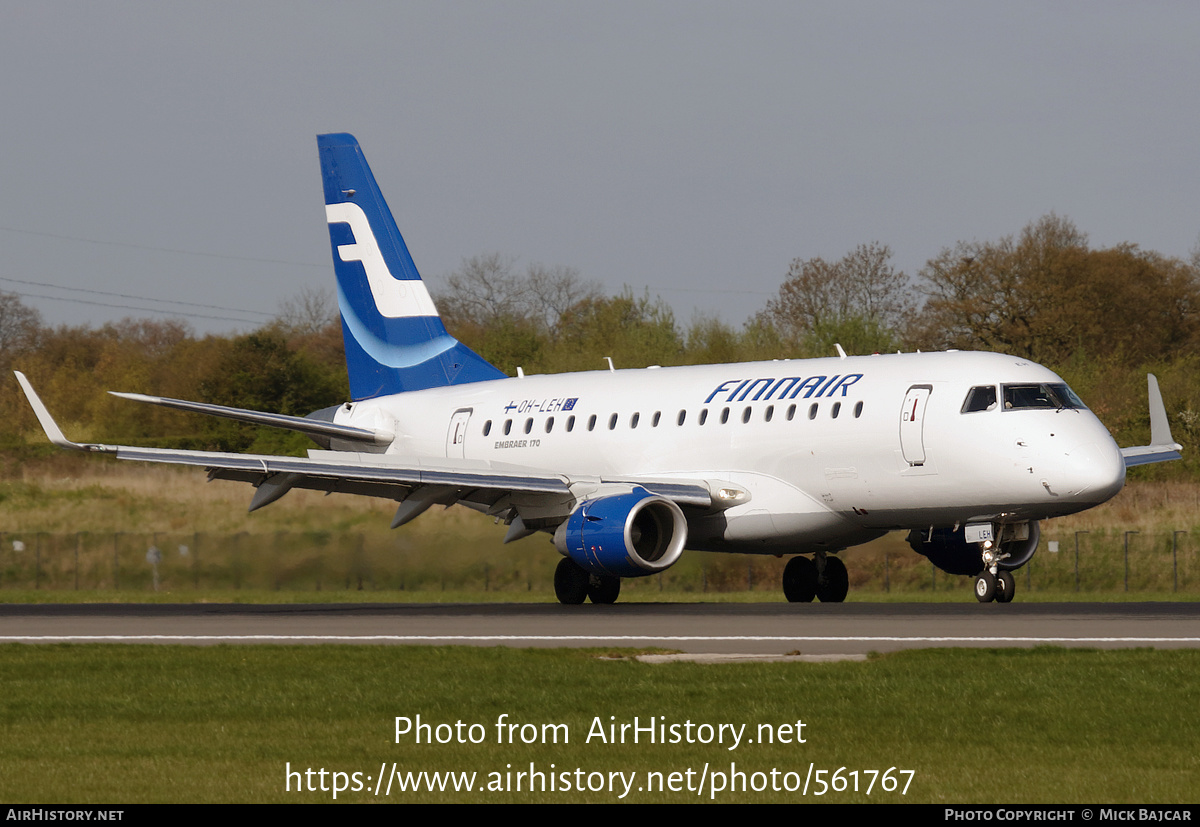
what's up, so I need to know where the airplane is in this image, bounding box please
[14,132,1184,605]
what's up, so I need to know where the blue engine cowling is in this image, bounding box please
[906,521,1040,576]
[553,487,688,578]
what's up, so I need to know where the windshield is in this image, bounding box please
[1002,383,1086,411]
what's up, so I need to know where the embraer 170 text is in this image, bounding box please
[16,133,1184,604]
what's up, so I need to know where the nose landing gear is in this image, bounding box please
[973,538,1017,603]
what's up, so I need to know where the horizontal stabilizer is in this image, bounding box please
[109,392,393,447]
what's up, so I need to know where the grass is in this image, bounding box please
[0,645,1196,803]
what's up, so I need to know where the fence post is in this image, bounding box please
[1074,531,1089,593]
[1172,531,1186,593]
[1123,531,1139,592]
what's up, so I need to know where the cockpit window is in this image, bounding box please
[961,385,998,413]
[1002,383,1086,411]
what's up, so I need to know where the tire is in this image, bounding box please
[554,558,589,605]
[587,574,621,604]
[782,556,818,602]
[995,570,1016,603]
[974,571,997,603]
[816,556,849,603]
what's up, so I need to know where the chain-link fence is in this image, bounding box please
[0,529,1195,596]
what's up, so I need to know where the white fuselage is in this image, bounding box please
[332,350,1126,555]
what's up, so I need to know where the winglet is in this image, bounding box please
[13,371,109,452]
[1147,374,1176,449]
[1119,373,1183,467]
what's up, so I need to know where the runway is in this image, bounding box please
[2,602,1199,654]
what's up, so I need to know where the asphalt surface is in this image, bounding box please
[2,601,1199,654]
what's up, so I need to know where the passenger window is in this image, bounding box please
[742,407,752,423]
[524,418,533,434]
[588,415,597,431]
[609,413,618,430]
[630,412,640,428]
[483,420,492,436]
[808,404,818,420]
[831,402,841,419]
[652,411,661,427]
[787,404,796,421]
[504,419,513,435]
[765,405,774,422]
[567,416,575,432]
[854,401,863,418]
[962,385,998,413]
[677,410,686,426]
[545,417,554,433]
[721,407,730,424]
[699,409,708,425]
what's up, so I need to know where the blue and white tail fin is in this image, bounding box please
[318,133,505,400]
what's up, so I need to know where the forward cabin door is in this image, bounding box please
[446,408,472,458]
[899,385,932,466]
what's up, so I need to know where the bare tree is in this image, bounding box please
[757,242,914,345]
[436,254,600,335]
[275,286,338,338]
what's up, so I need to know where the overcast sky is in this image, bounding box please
[2,2,1198,335]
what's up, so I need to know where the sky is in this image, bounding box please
[1,1,1198,335]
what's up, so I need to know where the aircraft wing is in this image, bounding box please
[15,372,714,528]
[1120,374,1184,468]
[107,391,393,447]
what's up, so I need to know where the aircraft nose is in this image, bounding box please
[1061,440,1126,504]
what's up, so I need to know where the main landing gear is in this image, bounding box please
[554,558,621,605]
[782,553,848,603]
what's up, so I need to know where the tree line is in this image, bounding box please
[2,213,1198,473]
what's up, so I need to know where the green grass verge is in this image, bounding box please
[0,645,1195,803]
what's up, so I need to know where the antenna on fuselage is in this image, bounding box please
[835,344,848,360]
[604,357,615,372]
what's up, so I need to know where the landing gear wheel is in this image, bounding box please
[587,574,621,604]
[816,556,849,603]
[974,570,997,603]
[554,558,588,605]
[782,556,817,602]
[995,570,1015,603]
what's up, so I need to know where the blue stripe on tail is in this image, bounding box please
[317,133,505,400]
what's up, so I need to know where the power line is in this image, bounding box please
[7,290,266,325]
[0,275,274,320]
[0,224,325,270]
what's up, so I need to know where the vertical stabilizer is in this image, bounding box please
[317,133,505,399]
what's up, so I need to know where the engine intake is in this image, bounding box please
[554,487,687,578]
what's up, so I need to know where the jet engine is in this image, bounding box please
[553,487,688,578]
[906,521,1040,576]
